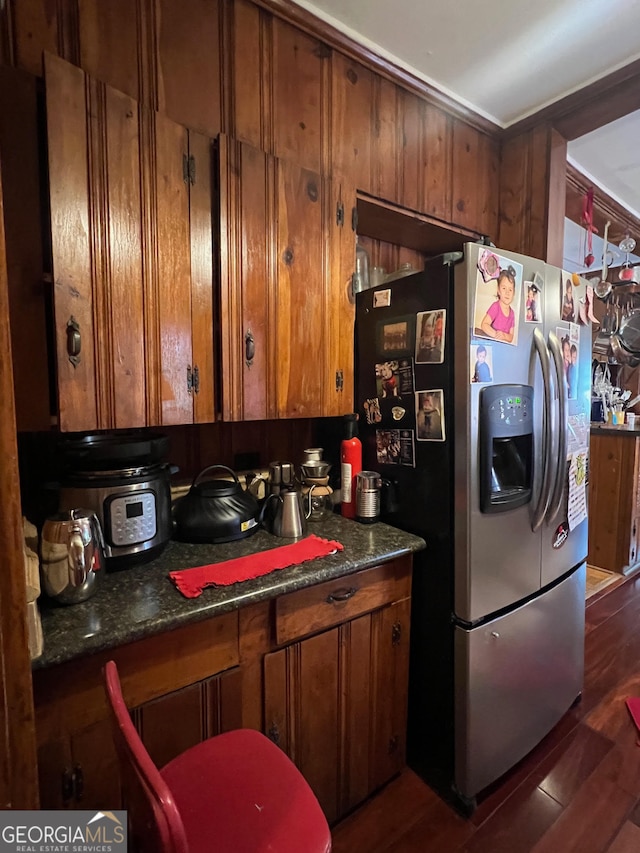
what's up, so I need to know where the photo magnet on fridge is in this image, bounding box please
[374,359,414,400]
[415,389,445,442]
[561,271,578,322]
[375,429,415,466]
[376,315,415,357]
[415,309,446,364]
[363,397,382,424]
[473,253,523,346]
[524,281,542,323]
[373,289,391,308]
[375,361,401,399]
[470,343,493,383]
[557,325,579,400]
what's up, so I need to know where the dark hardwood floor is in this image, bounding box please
[332,572,640,853]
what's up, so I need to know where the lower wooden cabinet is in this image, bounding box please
[588,432,640,573]
[33,556,413,821]
[37,717,121,810]
[264,557,412,823]
[134,668,243,770]
[33,613,240,810]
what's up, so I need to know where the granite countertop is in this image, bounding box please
[33,514,425,671]
[590,423,640,436]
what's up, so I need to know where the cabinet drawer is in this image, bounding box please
[275,558,411,645]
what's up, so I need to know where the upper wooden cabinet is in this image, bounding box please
[45,53,215,432]
[218,133,355,421]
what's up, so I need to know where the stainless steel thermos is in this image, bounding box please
[355,471,382,523]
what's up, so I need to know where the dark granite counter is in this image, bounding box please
[590,423,640,436]
[33,514,425,671]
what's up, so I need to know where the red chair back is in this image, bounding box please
[103,660,189,853]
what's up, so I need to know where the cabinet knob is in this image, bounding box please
[268,723,280,745]
[245,329,255,368]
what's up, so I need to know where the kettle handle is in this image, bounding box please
[259,492,280,526]
[192,464,239,488]
[68,526,86,582]
[304,484,318,520]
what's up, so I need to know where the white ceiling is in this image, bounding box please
[295,0,640,218]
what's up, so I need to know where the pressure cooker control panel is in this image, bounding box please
[106,491,157,546]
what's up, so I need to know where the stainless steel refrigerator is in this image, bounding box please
[354,242,590,812]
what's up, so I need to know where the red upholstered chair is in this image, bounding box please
[103,660,332,853]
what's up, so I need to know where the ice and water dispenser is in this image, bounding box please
[479,384,533,513]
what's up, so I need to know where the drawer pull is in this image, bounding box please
[326,587,357,604]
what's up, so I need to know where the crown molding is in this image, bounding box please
[565,163,640,246]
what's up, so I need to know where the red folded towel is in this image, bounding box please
[169,534,344,598]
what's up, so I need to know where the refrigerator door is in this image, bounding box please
[455,244,549,623]
[540,265,591,586]
[453,562,585,800]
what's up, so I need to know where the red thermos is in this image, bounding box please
[340,413,362,519]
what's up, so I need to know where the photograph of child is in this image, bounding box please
[473,255,523,347]
[561,276,576,322]
[558,326,578,400]
[415,309,446,364]
[525,282,541,323]
[415,389,445,442]
[471,343,493,383]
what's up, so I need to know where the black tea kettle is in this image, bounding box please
[173,465,260,544]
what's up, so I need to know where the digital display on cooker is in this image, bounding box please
[126,502,144,519]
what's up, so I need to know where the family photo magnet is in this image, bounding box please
[473,250,523,347]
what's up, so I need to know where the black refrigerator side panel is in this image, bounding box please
[355,259,458,798]
[354,261,455,539]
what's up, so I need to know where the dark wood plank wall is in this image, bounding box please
[0,163,39,808]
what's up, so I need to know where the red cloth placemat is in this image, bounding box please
[169,534,344,598]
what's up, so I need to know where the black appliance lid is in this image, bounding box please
[59,432,170,471]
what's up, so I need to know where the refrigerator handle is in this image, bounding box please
[529,328,553,531]
[546,331,568,521]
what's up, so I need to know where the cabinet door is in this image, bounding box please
[219,135,341,421]
[188,130,216,424]
[46,53,147,432]
[369,598,411,790]
[325,177,356,415]
[154,111,193,425]
[274,157,324,418]
[264,628,340,823]
[135,668,243,769]
[45,53,99,432]
[264,599,411,823]
[218,135,273,421]
[46,54,216,430]
[37,718,121,810]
